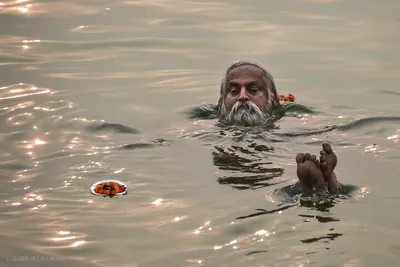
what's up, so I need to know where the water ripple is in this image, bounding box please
[0,83,51,101]
[123,0,239,17]
[1,0,400,266]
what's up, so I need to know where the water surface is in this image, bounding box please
[1,0,400,266]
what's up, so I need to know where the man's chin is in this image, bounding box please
[218,103,271,126]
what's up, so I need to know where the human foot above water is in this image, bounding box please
[319,143,342,194]
[296,152,326,194]
[296,143,342,195]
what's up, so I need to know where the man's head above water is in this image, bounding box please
[217,61,280,126]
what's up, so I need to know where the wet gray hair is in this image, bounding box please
[217,60,280,114]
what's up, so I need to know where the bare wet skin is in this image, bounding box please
[1,0,400,266]
[320,143,342,194]
[296,143,341,195]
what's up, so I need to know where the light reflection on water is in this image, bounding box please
[1,0,400,266]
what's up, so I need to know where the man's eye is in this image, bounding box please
[248,86,258,93]
[230,87,239,94]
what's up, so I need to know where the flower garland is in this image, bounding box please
[279,94,295,102]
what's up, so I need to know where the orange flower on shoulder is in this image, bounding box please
[284,93,295,102]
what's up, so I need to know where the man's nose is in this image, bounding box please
[238,87,249,102]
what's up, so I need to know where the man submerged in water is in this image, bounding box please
[216,60,342,195]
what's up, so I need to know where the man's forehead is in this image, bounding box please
[226,65,265,82]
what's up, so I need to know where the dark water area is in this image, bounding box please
[1,0,400,266]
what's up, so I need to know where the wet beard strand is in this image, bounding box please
[220,101,268,126]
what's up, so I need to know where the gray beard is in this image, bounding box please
[219,101,269,126]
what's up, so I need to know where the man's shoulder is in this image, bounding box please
[273,102,315,117]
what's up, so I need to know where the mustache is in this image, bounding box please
[230,101,258,115]
[232,101,254,111]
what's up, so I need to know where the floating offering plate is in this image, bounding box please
[90,180,128,198]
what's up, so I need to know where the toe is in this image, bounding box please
[320,149,327,157]
[320,161,327,169]
[314,159,320,167]
[311,155,317,161]
[296,153,305,164]
[320,155,326,163]
[322,143,333,154]
[305,153,311,160]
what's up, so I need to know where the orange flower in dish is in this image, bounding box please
[94,184,104,194]
[91,180,128,197]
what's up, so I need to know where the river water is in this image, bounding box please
[1,0,400,266]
